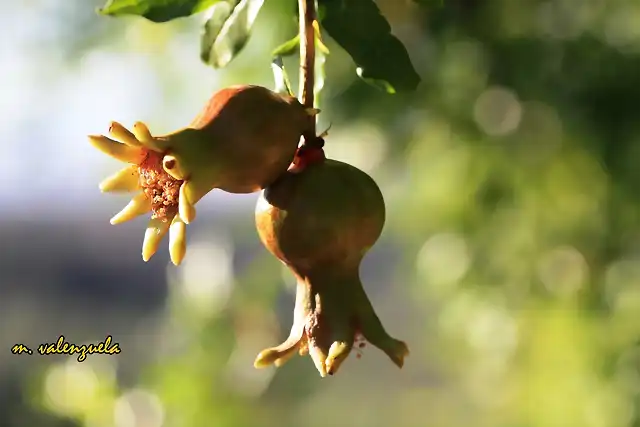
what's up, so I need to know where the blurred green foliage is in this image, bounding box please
[7,0,640,426]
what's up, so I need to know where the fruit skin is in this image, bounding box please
[258,159,385,272]
[254,158,409,376]
[156,85,312,200]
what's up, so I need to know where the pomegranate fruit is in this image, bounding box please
[253,155,409,377]
[89,85,315,265]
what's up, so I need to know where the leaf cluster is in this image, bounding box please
[99,0,430,93]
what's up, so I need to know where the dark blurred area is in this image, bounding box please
[2,0,640,426]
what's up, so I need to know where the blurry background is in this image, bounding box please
[2,0,640,426]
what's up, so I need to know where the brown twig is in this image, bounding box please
[298,0,317,140]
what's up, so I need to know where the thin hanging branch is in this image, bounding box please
[298,0,317,140]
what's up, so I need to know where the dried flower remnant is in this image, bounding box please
[253,270,409,376]
[137,150,182,221]
[90,121,197,266]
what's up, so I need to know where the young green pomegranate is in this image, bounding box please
[253,149,409,377]
[89,85,315,265]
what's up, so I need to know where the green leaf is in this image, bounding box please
[314,38,328,108]
[200,0,265,69]
[200,1,238,64]
[317,0,420,93]
[356,69,396,94]
[271,56,294,96]
[99,0,222,22]
[271,35,300,58]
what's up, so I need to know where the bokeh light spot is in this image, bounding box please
[114,389,165,427]
[175,232,235,318]
[416,232,471,294]
[538,246,589,297]
[474,86,523,136]
[605,258,640,313]
[43,360,99,417]
[323,123,388,172]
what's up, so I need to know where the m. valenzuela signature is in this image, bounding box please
[11,335,121,362]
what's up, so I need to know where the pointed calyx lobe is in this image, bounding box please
[254,159,409,377]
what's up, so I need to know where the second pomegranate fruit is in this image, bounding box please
[253,154,409,377]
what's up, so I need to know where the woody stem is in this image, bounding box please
[298,0,317,139]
